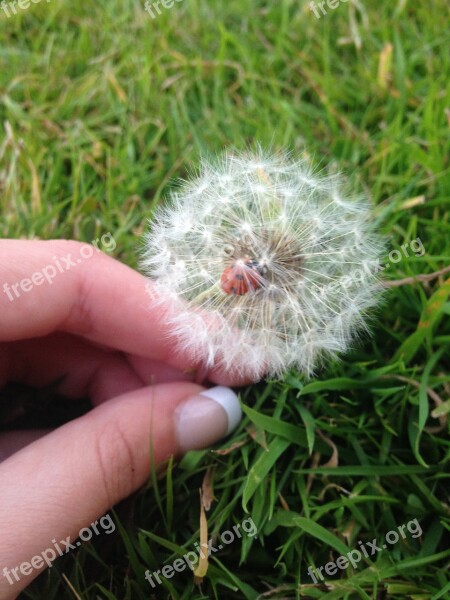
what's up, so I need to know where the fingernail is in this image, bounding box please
[175,386,242,452]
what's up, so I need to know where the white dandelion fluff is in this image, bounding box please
[141,149,384,379]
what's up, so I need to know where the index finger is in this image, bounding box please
[0,239,253,386]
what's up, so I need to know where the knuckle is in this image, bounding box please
[93,419,138,507]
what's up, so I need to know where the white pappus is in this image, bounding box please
[141,149,384,379]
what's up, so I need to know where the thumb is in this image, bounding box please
[0,383,241,598]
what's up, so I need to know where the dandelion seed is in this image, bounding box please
[141,149,384,379]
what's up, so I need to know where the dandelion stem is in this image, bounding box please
[194,282,222,303]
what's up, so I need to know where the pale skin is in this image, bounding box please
[0,240,254,599]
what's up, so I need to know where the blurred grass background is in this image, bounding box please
[1,0,449,598]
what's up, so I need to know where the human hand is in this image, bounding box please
[0,239,247,599]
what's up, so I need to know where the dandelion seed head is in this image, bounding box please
[142,149,384,379]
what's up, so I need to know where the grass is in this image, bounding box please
[1,0,449,598]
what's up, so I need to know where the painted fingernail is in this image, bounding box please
[175,386,242,452]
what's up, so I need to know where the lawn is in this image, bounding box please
[1,0,449,598]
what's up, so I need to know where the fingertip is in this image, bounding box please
[174,385,242,452]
